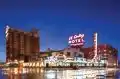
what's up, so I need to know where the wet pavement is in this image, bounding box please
[0,67,119,79]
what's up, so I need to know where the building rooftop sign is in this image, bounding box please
[68,34,85,46]
[5,25,10,40]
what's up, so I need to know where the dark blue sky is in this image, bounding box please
[0,0,120,61]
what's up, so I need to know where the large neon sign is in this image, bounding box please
[68,34,85,46]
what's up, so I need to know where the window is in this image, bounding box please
[74,52,77,57]
[60,52,63,54]
[78,54,82,57]
[67,52,70,56]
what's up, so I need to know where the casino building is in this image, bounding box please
[43,33,118,67]
[83,44,118,67]
[5,26,40,63]
[42,45,118,67]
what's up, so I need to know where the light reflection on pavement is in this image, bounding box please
[0,68,119,79]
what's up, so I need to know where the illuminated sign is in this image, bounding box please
[68,34,85,46]
[5,25,10,39]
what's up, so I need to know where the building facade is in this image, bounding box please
[83,44,118,67]
[62,47,84,58]
[6,26,40,62]
[41,44,118,67]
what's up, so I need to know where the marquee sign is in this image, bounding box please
[68,34,85,46]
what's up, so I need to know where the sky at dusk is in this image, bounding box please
[0,0,120,62]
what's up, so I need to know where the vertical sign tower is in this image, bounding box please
[93,32,98,61]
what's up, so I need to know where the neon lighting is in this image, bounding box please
[68,34,85,46]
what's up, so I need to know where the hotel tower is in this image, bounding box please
[5,25,40,62]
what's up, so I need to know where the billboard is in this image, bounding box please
[68,34,85,46]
